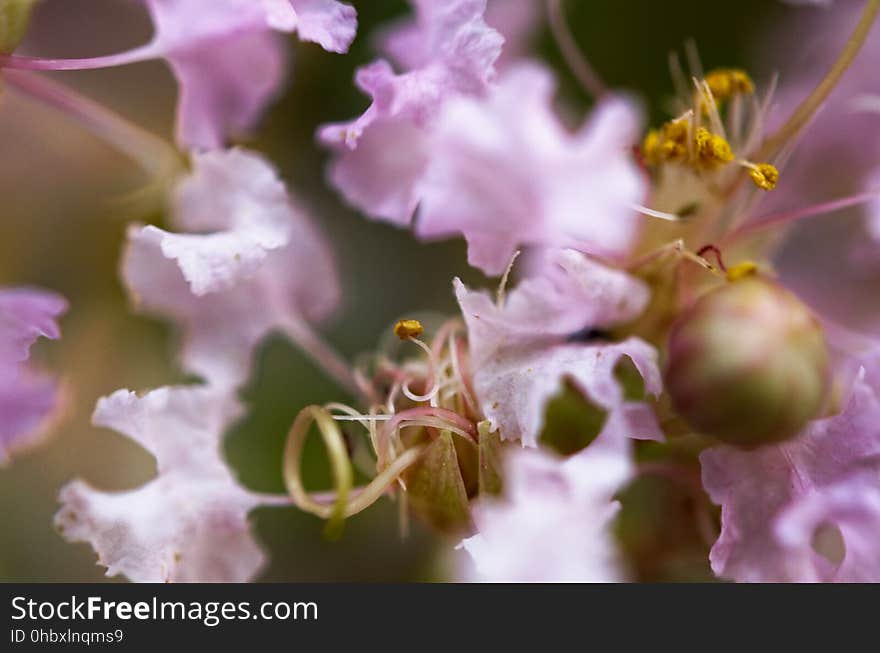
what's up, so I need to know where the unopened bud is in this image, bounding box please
[664,276,829,447]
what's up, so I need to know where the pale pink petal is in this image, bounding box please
[0,288,67,464]
[456,250,650,361]
[775,470,880,582]
[55,387,267,583]
[460,429,632,582]
[0,288,67,363]
[143,0,287,150]
[418,63,646,275]
[157,149,294,295]
[455,260,660,447]
[320,0,502,225]
[0,367,62,465]
[165,30,286,150]
[275,0,357,53]
[470,338,661,447]
[122,149,339,390]
[323,115,431,226]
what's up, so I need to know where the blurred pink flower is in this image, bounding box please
[319,0,503,225]
[4,0,357,148]
[459,427,632,582]
[56,386,276,583]
[455,249,661,447]
[419,63,646,274]
[122,148,340,390]
[0,288,67,464]
[142,0,355,148]
[700,351,880,582]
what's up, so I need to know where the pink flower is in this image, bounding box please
[142,0,356,148]
[459,426,632,582]
[419,63,646,274]
[56,386,278,583]
[455,249,662,447]
[319,0,503,225]
[122,148,340,390]
[700,352,880,582]
[4,0,357,148]
[0,288,67,464]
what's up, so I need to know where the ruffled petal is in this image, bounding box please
[418,63,646,274]
[275,0,357,53]
[122,149,339,390]
[0,287,67,464]
[455,257,660,447]
[320,0,502,225]
[456,249,649,361]
[144,0,287,149]
[0,288,67,363]
[460,429,632,582]
[775,469,880,582]
[55,387,267,583]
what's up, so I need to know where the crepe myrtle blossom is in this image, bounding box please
[420,63,647,275]
[56,386,291,583]
[455,248,662,447]
[319,0,503,225]
[459,429,633,582]
[123,148,342,392]
[0,287,67,464]
[0,0,357,148]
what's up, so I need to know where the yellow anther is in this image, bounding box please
[726,261,758,282]
[643,129,662,166]
[746,162,779,191]
[705,69,755,102]
[694,128,734,169]
[643,119,690,167]
[394,319,424,340]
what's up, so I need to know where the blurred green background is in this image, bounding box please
[0,0,791,581]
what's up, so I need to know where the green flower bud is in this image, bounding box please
[664,276,829,447]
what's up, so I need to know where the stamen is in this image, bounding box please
[696,244,727,272]
[726,261,758,282]
[741,161,779,191]
[694,127,734,169]
[394,319,424,340]
[631,204,681,222]
[704,69,755,102]
[726,188,880,242]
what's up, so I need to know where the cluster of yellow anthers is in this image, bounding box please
[642,68,779,191]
